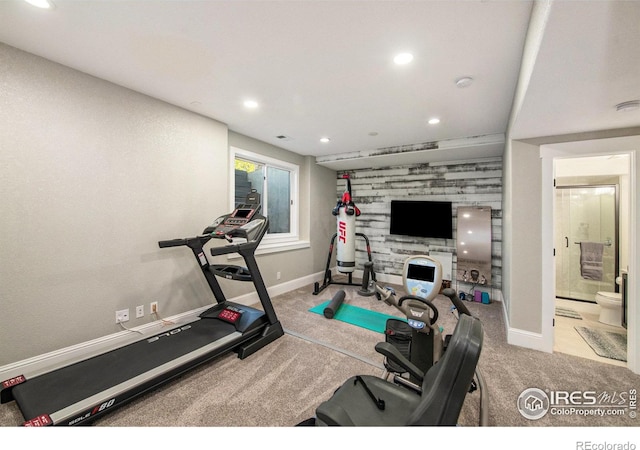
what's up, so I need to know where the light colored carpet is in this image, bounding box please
[1,278,639,428]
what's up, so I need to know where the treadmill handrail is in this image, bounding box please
[209,216,268,256]
[158,235,211,248]
[158,235,257,257]
[209,236,262,257]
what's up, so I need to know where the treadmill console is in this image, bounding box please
[204,189,263,239]
[210,205,259,237]
[402,255,443,302]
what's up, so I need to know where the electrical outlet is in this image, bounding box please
[276,271,281,280]
[115,309,130,323]
[150,302,158,314]
[136,305,144,318]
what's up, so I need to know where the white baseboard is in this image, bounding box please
[500,296,551,353]
[507,328,548,352]
[0,306,211,383]
[0,271,327,383]
[231,271,325,306]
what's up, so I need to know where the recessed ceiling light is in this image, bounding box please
[616,100,640,112]
[24,0,54,9]
[428,118,440,125]
[455,77,474,88]
[393,53,414,65]
[243,100,259,109]
[320,137,330,143]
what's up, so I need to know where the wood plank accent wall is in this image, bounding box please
[335,157,503,290]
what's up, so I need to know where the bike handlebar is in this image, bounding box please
[398,295,439,325]
[441,288,472,316]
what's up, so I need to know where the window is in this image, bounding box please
[230,147,300,250]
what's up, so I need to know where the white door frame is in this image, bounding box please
[540,136,638,374]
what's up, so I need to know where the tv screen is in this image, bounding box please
[389,200,453,239]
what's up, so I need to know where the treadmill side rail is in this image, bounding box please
[14,330,244,426]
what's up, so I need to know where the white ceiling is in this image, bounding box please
[511,1,640,140]
[1,1,639,170]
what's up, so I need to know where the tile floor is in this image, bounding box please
[554,297,627,367]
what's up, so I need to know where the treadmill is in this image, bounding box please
[1,192,284,426]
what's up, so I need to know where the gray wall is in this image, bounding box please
[0,44,335,366]
[502,140,543,333]
[335,158,503,289]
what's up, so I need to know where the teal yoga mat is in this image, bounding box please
[309,301,404,333]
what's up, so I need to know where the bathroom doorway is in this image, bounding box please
[541,139,638,373]
[552,154,630,367]
[554,184,618,302]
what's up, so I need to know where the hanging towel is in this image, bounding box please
[580,242,604,281]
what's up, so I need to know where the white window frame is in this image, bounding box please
[230,147,305,254]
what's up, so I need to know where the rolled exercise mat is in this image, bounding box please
[323,290,346,318]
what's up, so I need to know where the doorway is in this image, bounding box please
[540,137,638,374]
[549,153,631,367]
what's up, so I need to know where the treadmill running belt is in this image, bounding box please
[12,319,240,423]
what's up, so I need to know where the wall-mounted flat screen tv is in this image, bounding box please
[389,200,453,239]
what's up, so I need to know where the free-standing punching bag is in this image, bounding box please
[336,205,356,273]
[313,173,375,295]
[333,175,360,274]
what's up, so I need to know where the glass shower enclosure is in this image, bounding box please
[555,185,618,302]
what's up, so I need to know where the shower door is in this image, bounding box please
[555,185,618,302]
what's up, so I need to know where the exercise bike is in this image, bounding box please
[372,255,489,426]
[310,256,483,426]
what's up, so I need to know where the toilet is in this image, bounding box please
[595,291,622,327]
